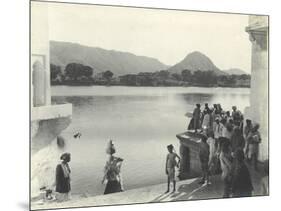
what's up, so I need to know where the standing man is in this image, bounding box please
[55,153,71,202]
[232,106,243,126]
[243,119,253,159]
[246,124,261,171]
[193,104,201,133]
[198,135,210,185]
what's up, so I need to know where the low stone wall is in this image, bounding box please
[31,116,71,153]
[177,132,203,179]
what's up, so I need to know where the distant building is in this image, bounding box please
[31,2,72,152]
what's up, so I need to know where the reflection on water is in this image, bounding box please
[51,86,249,196]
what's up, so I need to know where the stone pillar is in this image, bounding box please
[246,16,269,161]
[32,61,46,107]
[31,2,51,107]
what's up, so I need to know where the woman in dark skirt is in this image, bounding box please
[102,140,124,194]
[55,153,71,201]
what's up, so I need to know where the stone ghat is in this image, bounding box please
[176,131,206,179]
[31,171,265,210]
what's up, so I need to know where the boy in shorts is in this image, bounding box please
[165,144,180,193]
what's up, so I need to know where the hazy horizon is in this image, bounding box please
[49,40,251,74]
[37,1,253,73]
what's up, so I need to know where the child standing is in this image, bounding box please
[198,136,210,185]
[165,144,180,193]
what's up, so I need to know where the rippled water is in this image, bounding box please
[51,86,250,196]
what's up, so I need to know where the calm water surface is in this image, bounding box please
[51,86,250,196]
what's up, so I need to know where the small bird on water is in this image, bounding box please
[74,132,82,139]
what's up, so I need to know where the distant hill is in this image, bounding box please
[223,68,249,75]
[168,51,226,75]
[50,41,169,76]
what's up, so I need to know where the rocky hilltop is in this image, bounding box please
[168,51,226,75]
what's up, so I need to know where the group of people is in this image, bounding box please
[190,103,268,198]
[190,103,261,170]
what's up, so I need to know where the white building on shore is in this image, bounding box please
[31,1,72,198]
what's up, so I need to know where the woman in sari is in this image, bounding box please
[102,140,124,194]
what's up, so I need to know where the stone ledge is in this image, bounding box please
[31,104,72,121]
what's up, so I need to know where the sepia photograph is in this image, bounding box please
[30,0,269,210]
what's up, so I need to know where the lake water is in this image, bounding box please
[51,86,250,196]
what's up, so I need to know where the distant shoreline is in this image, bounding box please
[50,83,250,88]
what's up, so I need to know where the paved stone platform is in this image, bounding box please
[32,164,266,210]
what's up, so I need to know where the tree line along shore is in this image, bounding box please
[50,63,251,87]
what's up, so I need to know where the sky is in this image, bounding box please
[41,1,252,73]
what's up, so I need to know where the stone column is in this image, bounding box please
[31,2,51,106]
[246,16,269,161]
[32,61,46,107]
